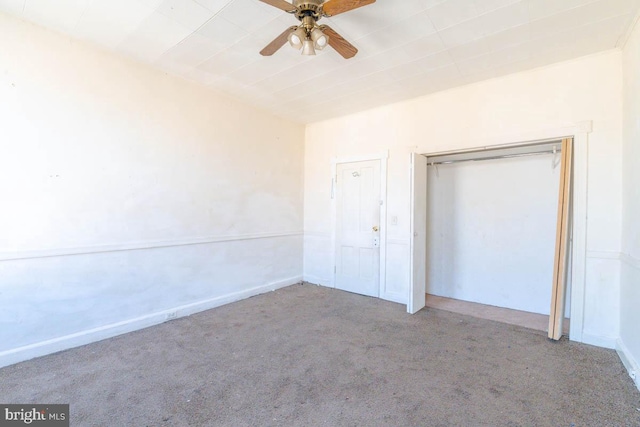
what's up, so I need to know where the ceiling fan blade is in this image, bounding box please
[320,25,358,59]
[322,0,375,17]
[260,26,297,56]
[258,0,296,12]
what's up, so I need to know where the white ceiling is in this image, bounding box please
[1,0,638,123]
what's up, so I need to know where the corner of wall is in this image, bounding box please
[618,8,640,50]
[618,5,640,394]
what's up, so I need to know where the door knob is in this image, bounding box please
[372,226,379,232]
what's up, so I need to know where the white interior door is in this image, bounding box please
[409,153,427,314]
[335,160,381,297]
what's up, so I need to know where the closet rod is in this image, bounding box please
[428,149,559,166]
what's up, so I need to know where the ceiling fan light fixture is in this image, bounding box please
[259,0,371,58]
[288,26,306,50]
[302,38,316,55]
[311,27,328,50]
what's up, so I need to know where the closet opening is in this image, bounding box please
[423,138,573,338]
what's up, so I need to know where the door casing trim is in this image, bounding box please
[331,151,388,299]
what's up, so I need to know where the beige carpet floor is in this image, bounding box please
[1,283,638,426]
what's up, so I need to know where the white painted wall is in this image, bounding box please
[0,13,305,367]
[426,155,561,316]
[304,51,623,347]
[619,16,640,390]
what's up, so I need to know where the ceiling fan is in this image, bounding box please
[258,0,376,59]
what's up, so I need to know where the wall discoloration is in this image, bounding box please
[0,12,305,365]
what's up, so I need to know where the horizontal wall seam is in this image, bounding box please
[303,231,331,238]
[621,253,640,271]
[586,250,623,260]
[0,231,303,262]
[586,251,640,270]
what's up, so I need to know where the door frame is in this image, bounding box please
[331,151,389,298]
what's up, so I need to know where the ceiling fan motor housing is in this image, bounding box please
[292,0,324,21]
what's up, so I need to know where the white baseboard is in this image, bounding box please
[303,274,332,286]
[0,276,302,369]
[381,292,407,305]
[304,276,407,306]
[616,338,640,392]
[580,332,617,349]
